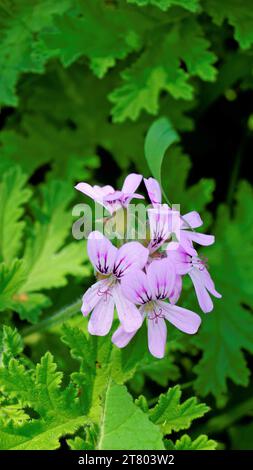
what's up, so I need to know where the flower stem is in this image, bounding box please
[21,299,82,338]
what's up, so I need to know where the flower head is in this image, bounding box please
[167,246,222,313]
[82,231,149,335]
[75,173,144,214]
[112,259,201,358]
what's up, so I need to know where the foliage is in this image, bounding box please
[0,0,252,451]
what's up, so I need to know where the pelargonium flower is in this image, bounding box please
[144,177,214,256]
[81,231,149,335]
[172,211,215,256]
[112,259,201,358]
[75,173,144,214]
[166,246,222,313]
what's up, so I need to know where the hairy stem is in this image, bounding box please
[21,299,82,338]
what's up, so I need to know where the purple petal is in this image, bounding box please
[75,183,114,207]
[112,325,137,348]
[170,275,183,304]
[88,295,114,336]
[185,231,215,247]
[160,300,201,334]
[113,242,149,278]
[201,269,222,298]
[122,173,143,194]
[81,280,106,316]
[147,315,167,358]
[113,284,142,332]
[87,231,117,274]
[178,231,198,256]
[166,247,191,275]
[121,269,152,305]
[181,211,203,229]
[147,259,175,300]
[148,206,171,253]
[189,269,214,313]
[94,184,115,196]
[144,177,162,206]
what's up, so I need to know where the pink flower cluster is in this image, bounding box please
[76,174,221,358]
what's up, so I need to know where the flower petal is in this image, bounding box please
[181,211,203,229]
[87,231,117,274]
[113,241,149,278]
[112,325,137,348]
[81,280,107,316]
[200,269,222,299]
[147,316,167,358]
[166,248,190,275]
[189,269,214,313]
[113,284,142,332]
[185,231,215,247]
[178,231,198,256]
[147,259,175,300]
[88,295,114,336]
[75,183,114,207]
[160,300,201,334]
[94,184,115,197]
[121,269,152,304]
[170,275,182,304]
[122,173,143,194]
[148,206,171,253]
[144,177,162,206]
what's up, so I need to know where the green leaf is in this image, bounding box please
[10,180,90,322]
[145,117,179,186]
[0,416,86,450]
[0,261,26,312]
[230,422,253,450]
[149,385,209,434]
[109,17,217,122]
[67,436,93,450]
[97,381,164,450]
[128,0,199,12]
[0,119,99,181]
[162,145,215,214]
[0,326,23,367]
[165,434,217,450]
[0,403,29,426]
[0,0,71,106]
[42,0,143,75]
[0,347,86,450]
[0,166,31,263]
[192,182,253,400]
[204,0,253,49]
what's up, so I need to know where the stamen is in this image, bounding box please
[148,307,164,324]
[191,255,209,271]
[97,286,113,302]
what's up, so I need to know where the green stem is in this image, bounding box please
[21,299,82,338]
[226,133,247,208]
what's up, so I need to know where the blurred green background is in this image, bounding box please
[0,0,253,450]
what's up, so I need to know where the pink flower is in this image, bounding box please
[145,177,214,255]
[112,259,201,358]
[81,231,149,335]
[174,211,215,256]
[166,246,222,313]
[75,173,144,214]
